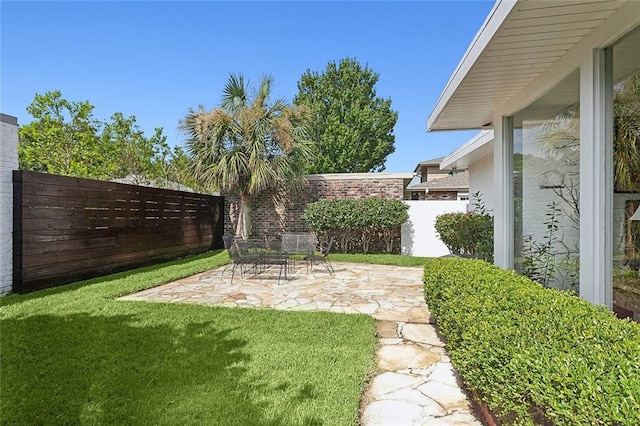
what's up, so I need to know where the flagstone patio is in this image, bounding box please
[120,262,482,425]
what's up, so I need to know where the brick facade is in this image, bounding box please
[223,174,409,252]
[425,191,458,201]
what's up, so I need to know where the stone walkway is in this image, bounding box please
[120,262,482,425]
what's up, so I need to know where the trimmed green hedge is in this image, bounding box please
[301,197,408,253]
[423,258,640,425]
[434,211,493,262]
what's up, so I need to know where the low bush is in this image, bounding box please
[423,258,640,425]
[434,211,493,262]
[301,197,408,253]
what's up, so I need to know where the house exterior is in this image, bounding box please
[413,157,453,183]
[441,130,494,210]
[407,170,470,201]
[407,157,469,200]
[427,0,640,309]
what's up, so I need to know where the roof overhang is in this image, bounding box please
[413,157,444,173]
[441,130,494,170]
[427,0,640,132]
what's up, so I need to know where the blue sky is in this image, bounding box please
[1,1,494,172]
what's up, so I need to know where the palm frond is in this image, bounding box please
[222,73,247,112]
[253,74,273,109]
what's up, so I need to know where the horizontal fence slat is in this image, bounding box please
[21,231,215,263]
[19,225,216,244]
[13,171,224,293]
[22,240,216,278]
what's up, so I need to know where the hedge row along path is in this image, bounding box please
[121,262,482,425]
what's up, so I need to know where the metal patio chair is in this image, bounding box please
[304,237,335,274]
[227,239,261,283]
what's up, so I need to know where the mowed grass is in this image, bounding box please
[0,250,377,425]
[330,252,430,267]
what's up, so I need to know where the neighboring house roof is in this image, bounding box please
[426,0,640,131]
[441,130,494,170]
[407,170,469,192]
[413,157,444,173]
[413,157,443,172]
[112,174,197,193]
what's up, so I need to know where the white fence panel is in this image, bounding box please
[401,200,469,257]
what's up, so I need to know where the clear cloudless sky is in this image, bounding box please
[1,0,494,173]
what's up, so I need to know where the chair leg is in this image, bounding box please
[230,263,238,284]
[324,258,334,274]
[221,263,231,276]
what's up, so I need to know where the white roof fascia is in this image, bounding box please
[494,0,640,119]
[441,130,494,170]
[426,0,518,132]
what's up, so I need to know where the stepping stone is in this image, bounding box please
[380,387,434,406]
[405,307,433,323]
[417,381,470,411]
[377,344,440,371]
[353,303,380,314]
[379,338,403,345]
[428,362,459,387]
[376,321,398,338]
[361,400,423,426]
[424,411,483,425]
[401,323,446,347]
[367,372,421,398]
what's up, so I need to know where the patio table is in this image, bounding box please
[225,236,288,284]
[281,233,318,271]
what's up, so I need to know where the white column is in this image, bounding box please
[580,49,613,308]
[493,116,514,269]
[0,114,19,296]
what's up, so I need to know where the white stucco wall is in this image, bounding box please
[401,200,469,257]
[1,114,18,296]
[469,154,495,213]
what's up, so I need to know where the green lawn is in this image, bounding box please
[0,250,377,425]
[330,252,430,267]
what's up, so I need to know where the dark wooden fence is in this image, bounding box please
[13,171,224,293]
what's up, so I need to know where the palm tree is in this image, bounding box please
[181,73,314,239]
[614,72,640,192]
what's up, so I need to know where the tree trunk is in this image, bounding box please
[238,192,252,239]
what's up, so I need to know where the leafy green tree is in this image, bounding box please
[294,57,398,173]
[18,90,104,178]
[181,73,314,238]
[101,112,171,184]
[156,145,205,192]
[18,91,184,188]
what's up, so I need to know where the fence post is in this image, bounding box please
[0,114,18,296]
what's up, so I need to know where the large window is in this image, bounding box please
[513,71,581,292]
[611,25,640,319]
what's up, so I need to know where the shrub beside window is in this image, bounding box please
[423,258,640,425]
[301,197,408,253]
[434,211,493,262]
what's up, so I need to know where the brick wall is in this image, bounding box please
[425,191,458,201]
[1,114,18,296]
[223,175,407,251]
